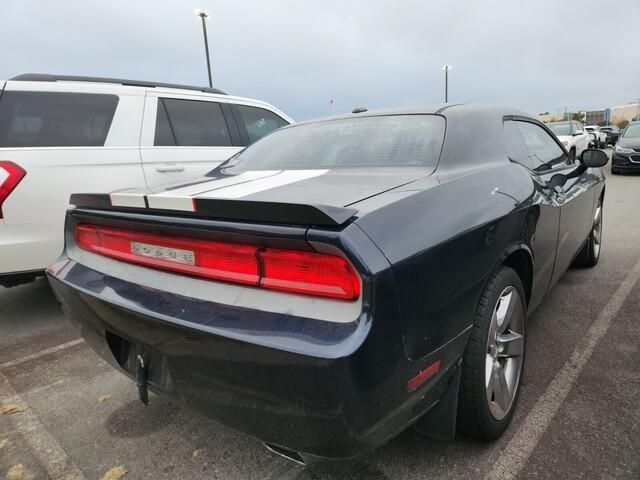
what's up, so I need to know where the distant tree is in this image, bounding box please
[571,112,586,123]
[617,119,630,129]
[597,120,607,127]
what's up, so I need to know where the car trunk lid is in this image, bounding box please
[72,167,431,227]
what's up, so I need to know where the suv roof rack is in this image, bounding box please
[10,73,227,95]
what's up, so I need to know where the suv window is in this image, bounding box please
[235,105,288,143]
[154,98,232,147]
[0,91,118,147]
[505,120,569,172]
[573,122,583,133]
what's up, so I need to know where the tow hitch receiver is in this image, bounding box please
[136,354,149,405]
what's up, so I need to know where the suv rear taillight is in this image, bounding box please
[75,224,360,301]
[0,161,26,219]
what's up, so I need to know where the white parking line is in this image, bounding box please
[0,338,84,370]
[485,257,640,480]
[0,370,86,479]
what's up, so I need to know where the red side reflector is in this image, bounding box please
[407,360,441,392]
[74,224,360,301]
[0,161,27,219]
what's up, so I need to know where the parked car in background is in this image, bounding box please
[48,104,608,465]
[585,125,607,148]
[611,121,640,174]
[547,120,590,159]
[600,125,621,145]
[0,74,292,287]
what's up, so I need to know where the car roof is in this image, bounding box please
[291,103,534,127]
[6,73,293,122]
[9,73,227,95]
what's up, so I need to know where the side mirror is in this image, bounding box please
[580,149,608,168]
[573,130,584,136]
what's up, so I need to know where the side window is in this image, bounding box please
[503,120,533,169]
[573,122,583,133]
[515,121,569,171]
[154,98,232,147]
[0,91,118,147]
[235,105,288,144]
[154,100,175,146]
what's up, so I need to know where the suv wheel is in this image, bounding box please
[457,266,526,439]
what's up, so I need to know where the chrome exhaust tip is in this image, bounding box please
[263,443,306,466]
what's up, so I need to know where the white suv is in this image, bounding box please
[546,120,590,160]
[585,125,607,148]
[0,74,293,286]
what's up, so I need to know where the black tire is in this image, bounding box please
[611,168,619,175]
[574,197,603,268]
[457,266,526,440]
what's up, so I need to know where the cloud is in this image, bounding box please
[1,0,638,120]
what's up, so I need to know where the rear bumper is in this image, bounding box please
[0,221,60,274]
[48,259,466,459]
[0,269,44,287]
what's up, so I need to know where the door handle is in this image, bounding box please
[155,165,185,173]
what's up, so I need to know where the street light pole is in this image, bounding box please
[442,65,452,103]
[194,9,213,88]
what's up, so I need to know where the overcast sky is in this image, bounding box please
[1,0,638,120]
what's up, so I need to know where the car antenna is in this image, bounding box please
[352,107,368,114]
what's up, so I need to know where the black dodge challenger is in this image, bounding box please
[48,104,608,464]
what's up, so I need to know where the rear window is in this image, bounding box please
[154,98,232,147]
[547,122,571,136]
[0,91,118,147]
[219,115,445,172]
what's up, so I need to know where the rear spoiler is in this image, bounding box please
[69,193,358,228]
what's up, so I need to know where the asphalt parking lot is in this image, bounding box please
[1,151,639,480]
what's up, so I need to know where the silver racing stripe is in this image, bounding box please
[109,192,146,208]
[146,195,195,212]
[151,170,282,198]
[196,169,330,199]
[146,169,330,211]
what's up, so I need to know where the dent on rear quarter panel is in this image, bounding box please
[355,166,525,360]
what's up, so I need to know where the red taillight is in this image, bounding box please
[75,225,360,301]
[259,249,360,300]
[75,225,259,285]
[0,161,27,219]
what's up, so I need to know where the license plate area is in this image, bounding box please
[106,331,174,399]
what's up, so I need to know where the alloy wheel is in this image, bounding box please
[485,286,525,420]
[592,203,602,259]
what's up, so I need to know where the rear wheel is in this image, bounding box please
[574,198,603,267]
[457,266,526,439]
